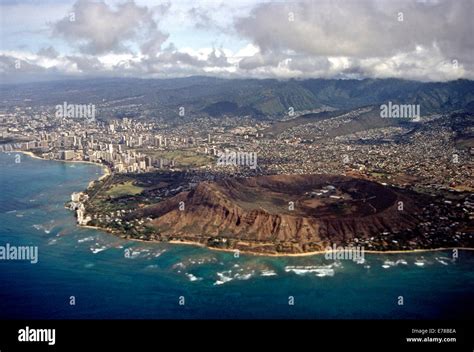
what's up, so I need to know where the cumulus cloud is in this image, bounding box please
[234,0,474,80]
[37,46,59,59]
[235,0,473,58]
[188,7,214,30]
[1,0,473,82]
[52,0,168,55]
[239,52,279,70]
[0,44,234,83]
[0,54,66,83]
[133,45,232,78]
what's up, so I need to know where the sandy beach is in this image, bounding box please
[74,208,474,257]
[168,239,474,257]
[16,151,110,180]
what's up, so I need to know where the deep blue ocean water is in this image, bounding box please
[0,152,472,319]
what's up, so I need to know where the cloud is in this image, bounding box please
[233,0,474,80]
[140,31,170,57]
[1,0,473,82]
[239,51,285,70]
[37,46,59,59]
[52,0,169,55]
[65,55,104,73]
[0,55,41,74]
[133,44,232,79]
[188,7,214,30]
[235,0,474,59]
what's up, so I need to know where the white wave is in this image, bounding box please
[33,224,42,231]
[173,262,186,269]
[187,257,217,266]
[90,245,107,254]
[213,271,233,285]
[234,272,254,280]
[414,257,427,266]
[315,269,335,277]
[435,257,449,266]
[78,236,95,243]
[154,250,165,257]
[185,273,202,282]
[261,270,277,277]
[285,265,335,277]
[128,247,166,260]
[6,210,16,214]
[382,260,396,267]
[47,238,58,245]
[129,250,142,258]
[382,259,408,268]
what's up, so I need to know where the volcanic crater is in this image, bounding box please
[131,174,424,254]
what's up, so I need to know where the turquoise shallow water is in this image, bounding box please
[0,152,472,319]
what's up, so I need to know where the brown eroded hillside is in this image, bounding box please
[127,174,425,254]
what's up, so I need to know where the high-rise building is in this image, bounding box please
[60,150,75,160]
[153,135,162,147]
[145,156,153,167]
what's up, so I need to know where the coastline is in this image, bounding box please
[74,226,474,257]
[77,229,474,257]
[15,150,110,180]
[13,151,474,258]
[167,239,474,257]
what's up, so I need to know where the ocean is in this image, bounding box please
[0,152,472,319]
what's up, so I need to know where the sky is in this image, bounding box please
[0,0,473,83]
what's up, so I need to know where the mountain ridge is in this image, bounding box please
[1,77,473,118]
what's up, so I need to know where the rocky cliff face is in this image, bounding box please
[127,174,426,253]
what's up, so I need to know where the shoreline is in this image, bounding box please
[167,240,474,257]
[75,226,474,257]
[79,228,474,257]
[12,151,474,258]
[14,150,110,180]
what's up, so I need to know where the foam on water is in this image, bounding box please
[285,264,336,277]
[78,236,95,243]
[185,273,202,282]
[214,271,233,285]
[261,270,277,277]
[382,259,408,268]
